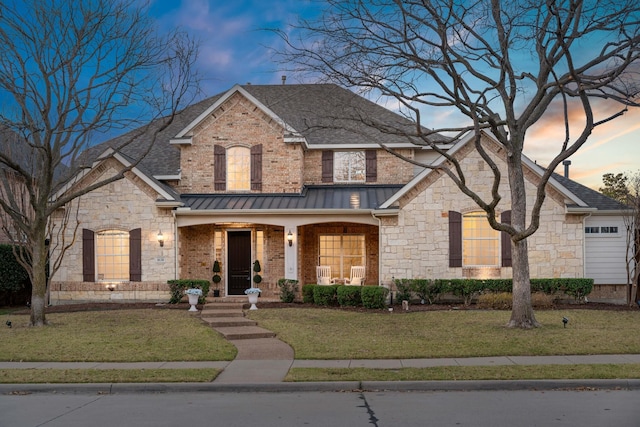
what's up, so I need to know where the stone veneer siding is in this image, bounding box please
[50,160,176,304]
[379,137,584,285]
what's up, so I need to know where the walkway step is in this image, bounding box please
[214,326,276,340]
[203,317,257,327]
[203,303,244,310]
[201,309,244,318]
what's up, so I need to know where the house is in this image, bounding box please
[48,84,630,304]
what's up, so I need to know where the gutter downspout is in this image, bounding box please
[582,212,592,279]
[173,210,178,280]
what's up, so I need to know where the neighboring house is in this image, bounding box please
[48,84,630,304]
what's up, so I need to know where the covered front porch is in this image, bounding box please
[176,219,380,299]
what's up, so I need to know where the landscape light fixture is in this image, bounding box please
[287,230,293,247]
[157,230,164,247]
[107,284,116,292]
[5,320,11,328]
[562,317,569,328]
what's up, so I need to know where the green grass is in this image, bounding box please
[286,364,640,382]
[247,308,640,359]
[0,309,237,362]
[0,368,220,383]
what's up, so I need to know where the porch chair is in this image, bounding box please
[345,266,366,286]
[316,265,335,285]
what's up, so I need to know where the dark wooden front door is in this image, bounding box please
[228,231,252,296]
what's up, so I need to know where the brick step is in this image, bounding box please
[203,317,257,327]
[214,326,276,340]
[201,309,244,318]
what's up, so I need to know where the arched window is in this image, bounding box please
[227,146,251,191]
[462,212,499,266]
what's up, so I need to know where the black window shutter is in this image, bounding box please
[449,211,462,268]
[129,228,142,282]
[251,144,263,191]
[501,210,512,267]
[214,145,226,191]
[365,150,377,182]
[322,151,333,183]
[82,229,95,282]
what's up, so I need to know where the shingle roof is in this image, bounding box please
[552,173,629,211]
[181,185,403,211]
[83,84,447,177]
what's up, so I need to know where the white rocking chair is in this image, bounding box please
[316,266,335,285]
[345,266,366,286]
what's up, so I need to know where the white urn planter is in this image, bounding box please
[245,288,261,310]
[187,294,199,311]
[185,289,203,312]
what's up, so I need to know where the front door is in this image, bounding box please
[228,231,252,295]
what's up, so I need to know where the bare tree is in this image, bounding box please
[276,0,640,327]
[623,172,640,305]
[0,0,200,326]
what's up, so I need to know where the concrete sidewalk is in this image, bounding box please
[1,353,639,371]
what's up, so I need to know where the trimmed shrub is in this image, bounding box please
[393,278,413,303]
[277,278,298,303]
[447,279,483,306]
[477,292,512,310]
[412,279,437,304]
[0,245,30,293]
[167,279,210,304]
[313,285,339,306]
[302,284,316,304]
[361,286,389,309]
[531,292,555,308]
[337,285,362,307]
[562,278,593,302]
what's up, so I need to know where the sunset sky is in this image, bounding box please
[150,0,640,190]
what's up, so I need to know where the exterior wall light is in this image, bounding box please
[287,230,293,247]
[157,230,164,247]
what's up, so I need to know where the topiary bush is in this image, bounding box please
[277,278,298,303]
[337,285,362,307]
[313,284,339,306]
[167,279,210,304]
[361,286,389,309]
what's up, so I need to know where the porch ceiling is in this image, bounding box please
[180,185,403,211]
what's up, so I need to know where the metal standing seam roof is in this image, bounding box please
[179,185,404,211]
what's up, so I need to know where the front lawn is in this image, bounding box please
[246,308,640,359]
[0,309,237,362]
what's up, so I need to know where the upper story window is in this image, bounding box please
[215,144,262,192]
[462,212,499,266]
[96,230,129,281]
[227,146,251,191]
[334,151,365,183]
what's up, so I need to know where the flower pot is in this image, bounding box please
[187,294,199,311]
[247,293,259,310]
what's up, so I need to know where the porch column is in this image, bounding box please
[284,226,298,280]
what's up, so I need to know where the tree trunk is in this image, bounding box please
[506,147,540,328]
[508,238,539,328]
[29,224,49,327]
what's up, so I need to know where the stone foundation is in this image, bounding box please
[49,281,171,305]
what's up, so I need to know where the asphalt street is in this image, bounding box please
[1,388,638,427]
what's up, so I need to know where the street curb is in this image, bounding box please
[1,379,639,395]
